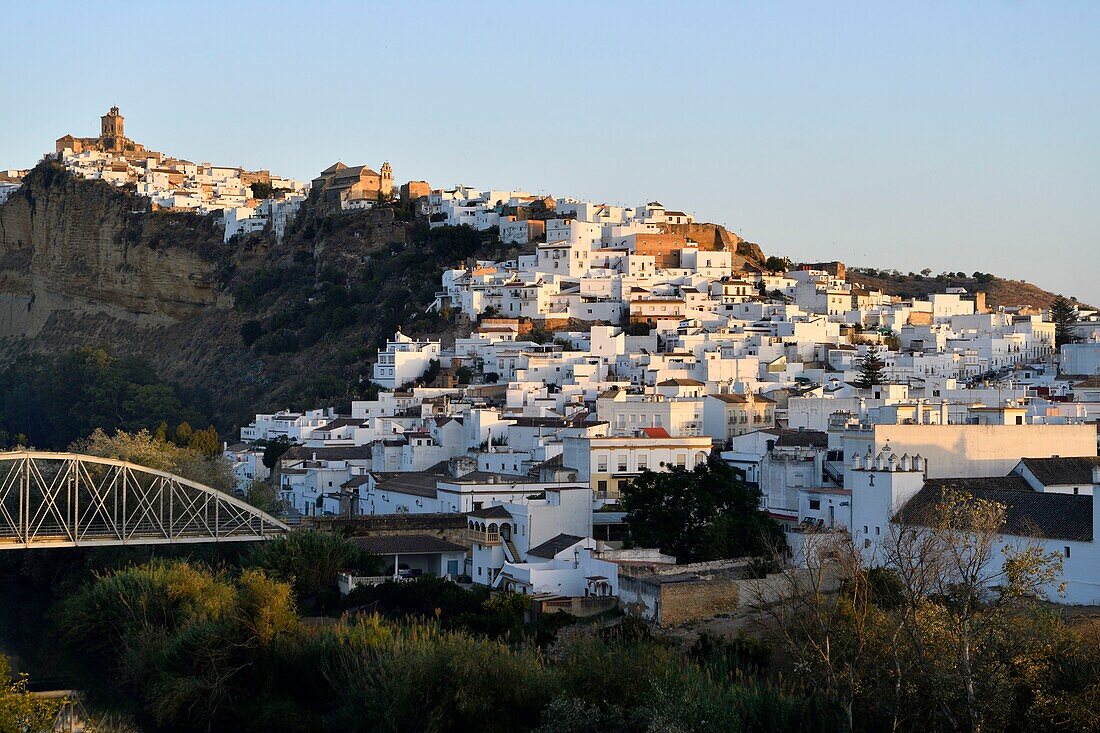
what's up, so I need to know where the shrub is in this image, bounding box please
[245,530,379,600]
[240,319,263,346]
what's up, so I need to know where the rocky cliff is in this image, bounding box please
[0,164,468,429]
[0,164,226,339]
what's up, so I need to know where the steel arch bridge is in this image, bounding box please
[0,451,289,550]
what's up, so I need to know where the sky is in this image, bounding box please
[3,1,1098,303]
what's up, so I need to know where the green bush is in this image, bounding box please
[245,530,379,600]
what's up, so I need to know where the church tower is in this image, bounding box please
[100,106,125,152]
[380,161,393,197]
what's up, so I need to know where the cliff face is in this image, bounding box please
[0,164,434,429]
[0,164,225,339]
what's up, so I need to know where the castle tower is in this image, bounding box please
[100,106,125,153]
[380,161,393,197]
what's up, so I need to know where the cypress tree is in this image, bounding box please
[1050,296,1079,349]
[855,344,887,389]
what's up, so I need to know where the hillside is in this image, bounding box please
[847,268,1088,312]
[0,164,758,433]
[0,163,504,429]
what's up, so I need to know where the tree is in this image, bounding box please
[262,435,294,470]
[888,484,1060,730]
[250,180,275,199]
[0,347,211,451]
[419,358,442,385]
[240,319,263,347]
[757,489,1071,732]
[620,459,784,564]
[854,345,887,389]
[74,427,236,493]
[1050,295,1079,349]
[874,488,1065,732]
[187,425,221,456]
[0,656,66,733]
[174,421,193,446]
[244,478,285,515]
[765,256,792,273]
[245,530,379,599]
[755,532,872,731]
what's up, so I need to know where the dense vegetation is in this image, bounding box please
[51,557,827,733]
[0,347,216,451]
[233,222,514,360]
[216,219,528,410]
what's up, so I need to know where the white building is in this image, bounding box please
[372,331,442,388]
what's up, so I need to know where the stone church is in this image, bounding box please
[55,106,157,160]
[312,161,393,209]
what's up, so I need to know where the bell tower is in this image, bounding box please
[100,106,125,152]
[380,161,393,197]
[849,448,927,564]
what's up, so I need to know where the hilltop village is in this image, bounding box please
[8,108,1100,622]
[237,179,1100,613]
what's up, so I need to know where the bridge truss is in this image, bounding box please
[0,451,289,550]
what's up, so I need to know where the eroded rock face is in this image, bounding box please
[0,164,224,339]
[658,222,766,269]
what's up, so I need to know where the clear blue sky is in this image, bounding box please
[3,1,1098,304]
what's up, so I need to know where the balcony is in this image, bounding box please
[468,529,501,545]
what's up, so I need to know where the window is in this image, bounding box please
[617,455,628,471]
[477,567,482,577]
[864,539,872,549]
[597,458,608,472]
[875,526,880,535]
[638,455,648,470]
[1065,546,1071,558]
[597,480,608,493]
[809,499,821,510]
[863,526,868,534]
